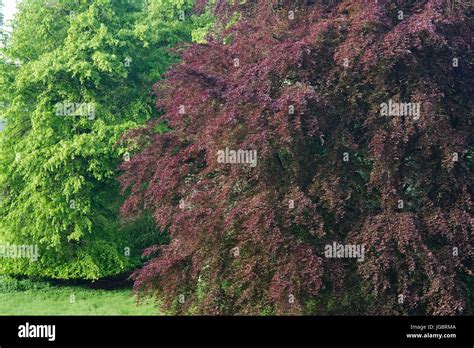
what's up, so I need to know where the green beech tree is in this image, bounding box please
[0,0,213,279]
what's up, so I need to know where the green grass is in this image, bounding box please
[0,276,160,315]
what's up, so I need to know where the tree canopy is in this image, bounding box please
[0,0,213,279]
[120,0,473,315]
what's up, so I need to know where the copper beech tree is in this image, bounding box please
[120,0,473,315]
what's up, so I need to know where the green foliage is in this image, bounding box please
[0,275,51,292]
[0,0,213,279]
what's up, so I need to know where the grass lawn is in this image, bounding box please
[0,277,160,315]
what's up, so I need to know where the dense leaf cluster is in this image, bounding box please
[120,0,473,314]
[0,0,213,279]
